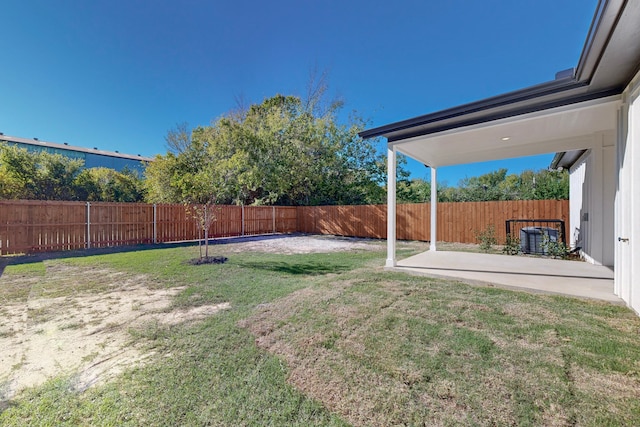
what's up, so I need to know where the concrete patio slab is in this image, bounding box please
[391,251,621,303]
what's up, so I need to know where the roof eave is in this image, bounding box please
[550,149,589,170]
[359,0,629,142]
[550,152,566,170]
[358,78,584,140]
[386,87,621,142]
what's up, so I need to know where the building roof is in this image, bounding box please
[550,149,588,170]
[0,134,154,162]
[359,0,640,143]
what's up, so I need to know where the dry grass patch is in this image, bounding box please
[502,302,562,325]
[240,272,640,426]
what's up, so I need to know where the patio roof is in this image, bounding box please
[380,95,619,167]
[359,0,640,167]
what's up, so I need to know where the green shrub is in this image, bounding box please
[475,225,497,253]
[503,233,521,255]
[542,233,569,259]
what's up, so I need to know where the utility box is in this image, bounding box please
[520,227,559,254]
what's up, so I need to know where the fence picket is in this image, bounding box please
[0,200,568,255]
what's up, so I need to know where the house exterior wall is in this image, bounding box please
[615,68,640,314]
[603,142,615,267]
[568,133,615,267]
[569,154,587,251]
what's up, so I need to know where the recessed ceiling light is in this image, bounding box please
[501,137,510,141]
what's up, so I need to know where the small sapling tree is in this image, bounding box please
[185,196,219,260]
[175,146,230,263]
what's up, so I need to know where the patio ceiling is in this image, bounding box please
[391,95,620,168]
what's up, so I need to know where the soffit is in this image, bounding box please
[394,96,619,167]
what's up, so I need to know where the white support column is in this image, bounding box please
[386,146,397,267]
[430,167,437,252]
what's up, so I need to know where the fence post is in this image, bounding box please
[241,205,245,236]
[273,206,276,233]
[153,204,157,244]
[86,202,91,249]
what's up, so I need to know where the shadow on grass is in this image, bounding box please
[237,260,350,276]
[0,234,301,278]
[0,243,184,278]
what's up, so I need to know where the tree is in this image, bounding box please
[165,122,191,155]
[146,129,233,259]
[183,184,221,260]
[75,167,145,202]
[0,142,146,202]
[398,167,569,202]
[455,168,509,201]
[141,154,180,203]
[530,169,569,200]
[0,143,39,199]
[0,143,84,200]
[146,88,392,206]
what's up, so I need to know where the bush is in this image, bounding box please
[503,233,521,255]
[475,225,497,253]
[542,234,569,259]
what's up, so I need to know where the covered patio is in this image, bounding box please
[373,93,618,269]
[365,86,619,303]
[359,0,640,313]
[393,250,620,303]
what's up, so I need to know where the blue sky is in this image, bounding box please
[1,0,597,186]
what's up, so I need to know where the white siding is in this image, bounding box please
[615,69,640,314]
[602,142,615,267]
[569,154,587,251]
[568,133,615,267]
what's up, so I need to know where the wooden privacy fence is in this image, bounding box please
[298,200,569,245]
[0,199,567,255]
[0,201,297,255]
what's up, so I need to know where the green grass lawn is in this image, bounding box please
[1,242,639,426]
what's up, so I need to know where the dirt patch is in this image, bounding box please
[0,235,382,402]
[0,264,229,401]
[219,234,383,254]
